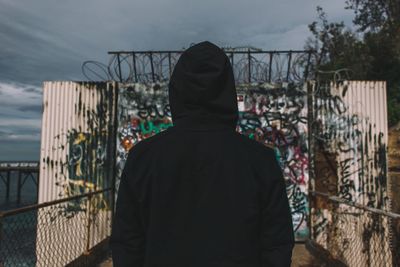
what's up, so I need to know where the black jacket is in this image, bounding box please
[109,41,295,267]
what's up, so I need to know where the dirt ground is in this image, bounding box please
[97,243,318,267]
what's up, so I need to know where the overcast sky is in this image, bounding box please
[0,0,354,160]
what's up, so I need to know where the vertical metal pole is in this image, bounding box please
[36,169,40,203]
[307,81,316,240]
[268,53,273,83]
[304,51,312,81]
[17,171,22,204]
[0,213,3,259]
[117,54,123,83]
[247,49,251,83]
[168,52,172,78]
[286,51,292,82]
[6,171,10,200]
[150,52,155,83]
[85,193,92,254]
[132,52,138,83]
[110,82,119,231]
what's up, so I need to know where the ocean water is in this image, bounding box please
[0,172,39,267]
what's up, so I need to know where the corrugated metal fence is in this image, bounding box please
[308,81,398,266]
[37,81,117,266]
[0,80,397,266]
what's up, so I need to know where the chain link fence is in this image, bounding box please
[0,188,113,267]
[309,190,400,267]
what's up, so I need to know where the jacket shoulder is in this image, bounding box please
[126,128,172,160]
[234,131,276,158]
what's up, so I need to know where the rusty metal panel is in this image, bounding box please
[37,81,116,266]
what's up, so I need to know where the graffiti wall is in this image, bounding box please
[310,81,391,266]
[39,82,117,201]
[115,82,310,241]
[38,81,117,266]
[115,83,172,180]
[236,82,310,240]
[38,80,391,258]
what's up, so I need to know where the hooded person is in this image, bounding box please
[109,41,295,267]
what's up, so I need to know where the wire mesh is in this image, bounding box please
[310,191,400,267]
[0,188,112,267]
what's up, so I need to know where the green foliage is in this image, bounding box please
[306,4,400,126]
[344,0,400,33]
[388,84,400,126]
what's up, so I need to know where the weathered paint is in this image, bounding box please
[115,83,172,181]
[36,80,392,264]
[310,81,392,266]
[236,82,310,240]
[37,81,116,266]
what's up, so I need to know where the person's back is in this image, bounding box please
[109,41,295,267]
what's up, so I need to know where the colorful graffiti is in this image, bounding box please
[40,82,115,217]
[236,82,310,240]
[67,130,108,193]
[116,82,310,240]
[116,83,172,178]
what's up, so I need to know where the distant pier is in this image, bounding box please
[0,161,39,204]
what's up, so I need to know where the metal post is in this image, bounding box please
[36,169,40,203]
[150,52,155,83]
[110,82,119,230]
[6,171,10,200]
[132,52,138,83]
[304,51,312,81]
[268,53,273,83]
[0,213,3,258]
[286,51,292,82]
[168,52,172,78]
[85,193,92,254]
[247,49,251,83]
[307,81,316,240]
[117,54,122,82]
[17,171,21,204]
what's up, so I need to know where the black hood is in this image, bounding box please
[168,41,239,130]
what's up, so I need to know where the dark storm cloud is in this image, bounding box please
[17,104,42,113]
[0,140,41,161]
[23,87,42,94]
[0,0,354,85]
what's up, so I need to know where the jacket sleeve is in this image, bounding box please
[260,149,295,267]
[109,149,145,267]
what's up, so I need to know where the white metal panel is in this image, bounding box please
[37,81,116,266]
[312,80,391,266]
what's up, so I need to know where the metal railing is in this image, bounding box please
[0,188,113,267]
[309,190,400,267]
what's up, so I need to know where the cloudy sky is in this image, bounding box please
[0,0,354,160]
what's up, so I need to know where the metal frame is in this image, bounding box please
[82,49,315,84]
